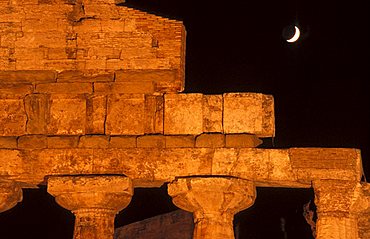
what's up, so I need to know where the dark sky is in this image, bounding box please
[1,1,369,238]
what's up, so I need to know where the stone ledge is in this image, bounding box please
[0,147,362,188]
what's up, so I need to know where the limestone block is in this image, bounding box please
[144,95,164,134]
[223,93,275,137]
[35,83,93,94]
[164,94,203,135]
[18,135,47,149]
[0,83,33,95]
[0,150,26,177]
[79,135,109,148]
[47,136,79,149]
[57,70,114,82]
[86,95,106,134]
[195,134,225,148]
[109,136,137,148]
[47,95,87,135]
[225,134,262,148]
[0,137,17,149]
[137,135,165,148]
[106,94,145,135]
[94,82,155,94]
[24,94,50,134]
[0,98,27,136]
[165,135,195,148]
[0,70,56,83]
[202,95,222,132]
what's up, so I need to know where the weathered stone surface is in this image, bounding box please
[86,95,106,134]
[168,177,255,239]
[18,135,47,149]
[202,95,222,132]
[0,180,22,213]
[0,83,33,95]
[223,93,275,137]
[57,70,114,82]
[0,70,56,83]
[164,94,203,135]
[137,135,165,148]
[109,136,137,148]
[0,137,17,149]
[48,176,133,239]
[106,94,145,135]
[35,83,93,94]
[225,134,262,148]
[94,82,155,94]
[24,94,50,134]
[47,136,79,149]
[79,135,109,148]
[144,95,164,134]
[0,99,27,136]
[115,210,193,239]
[165,135,195,148]
[195,134,225,148]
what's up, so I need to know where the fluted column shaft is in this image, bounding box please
[47,175,133,239]
[0,180,22,213]
[313,180,366,239]
[168,177,256,239]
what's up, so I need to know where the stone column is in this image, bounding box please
[168,177,256,239]
[313,180,366,239]
[47,175,133,239]
[0,180,22,213]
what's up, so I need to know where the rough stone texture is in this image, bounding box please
[0,98,27,136]
[106,94,145,135]
[0,1,186,92]
[202,95,223,132]
[168,177,255,239]
[164,94,203,135]
[225,134,263,148]
[114,210,193,239]
[358,183,370,239]
[0,137,17,149]
[195,134,225,148]
[0,180,22,213]
[48,176,133,239]
[223,93,275,137]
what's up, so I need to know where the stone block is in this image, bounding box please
[137,135,165,148]
[79,135,109,148]
[106,94,145,135]
[47,136,79,149]
[164,94,203,135]
[144,95,164,134]
[202,95,222,132]
[195,134,225,148]
[109,136,137,148]
[0,70,56,83]
[35,83,93,94]
[86,95,106,134]
[47,95,87,135]
[94,82,155,94]
[165,136,195,148]
[57,70,114,82]
[0,83,33,95]
[0,99,27,136]
[223,93,275,137]
[24,94,50,134]
[225,134,263,148]
[0,137,17,149]
[18,135,47,149]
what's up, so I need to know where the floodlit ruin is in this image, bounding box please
[0,1,369,238]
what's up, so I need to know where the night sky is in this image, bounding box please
[1,0,369,238]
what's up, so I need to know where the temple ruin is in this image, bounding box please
[0,0,369,238]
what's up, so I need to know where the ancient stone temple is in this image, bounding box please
[0,1,369,239]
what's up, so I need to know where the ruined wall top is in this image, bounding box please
[0,0,185,92]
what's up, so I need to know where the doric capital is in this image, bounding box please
[168,177,256,239]
[168,177,255,217]
[47,175,133,212]
[0,180,22,213]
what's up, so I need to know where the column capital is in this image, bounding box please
[168,177,255,239]
[47,175,133,212]
[0,180,22,213]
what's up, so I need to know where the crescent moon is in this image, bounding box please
[287,26,300,43]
